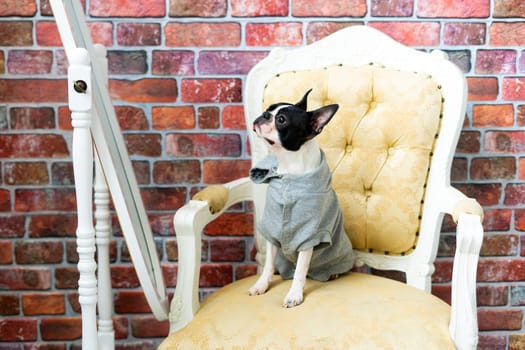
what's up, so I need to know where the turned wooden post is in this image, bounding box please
[68,47,98,350]
[92,43,115,350]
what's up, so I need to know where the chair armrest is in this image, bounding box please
[452,198,484,224]
[168,177,253,333]
[440,186,484,223]
[192,185,229,214]
[449,213,484,350]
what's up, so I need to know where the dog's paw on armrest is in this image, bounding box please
[452,198,484,224]
[192,185,229,214]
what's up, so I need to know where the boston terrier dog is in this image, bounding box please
[248,89,354,308]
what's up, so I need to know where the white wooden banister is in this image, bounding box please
[94,154,114,350]
[68,47,98,350]
[92,43,115,350]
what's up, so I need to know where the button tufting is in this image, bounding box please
[364,186,373,198]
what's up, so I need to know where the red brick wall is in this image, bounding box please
[0,0,524,348]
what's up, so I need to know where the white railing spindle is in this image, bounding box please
[68,47,98,350]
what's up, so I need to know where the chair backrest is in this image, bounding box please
[244,25,467,291]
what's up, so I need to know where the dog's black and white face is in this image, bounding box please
[253,89,339,151]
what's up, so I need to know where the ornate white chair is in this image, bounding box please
[159,25,484,349]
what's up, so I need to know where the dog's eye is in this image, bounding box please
[276,115,287,125]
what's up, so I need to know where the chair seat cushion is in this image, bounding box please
[159,273,455,349]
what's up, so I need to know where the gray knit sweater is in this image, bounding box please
[250,151,354,281]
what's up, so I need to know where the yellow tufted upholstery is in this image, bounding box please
[262,64,443,255]
[159,273,454,349]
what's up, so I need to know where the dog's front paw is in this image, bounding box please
[248,276,271,296]
[283,287,303,308]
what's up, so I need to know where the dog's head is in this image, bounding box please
[253,89,339,151]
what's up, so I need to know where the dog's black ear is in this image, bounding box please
[310,104,339,134]
[294,88,313,110]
